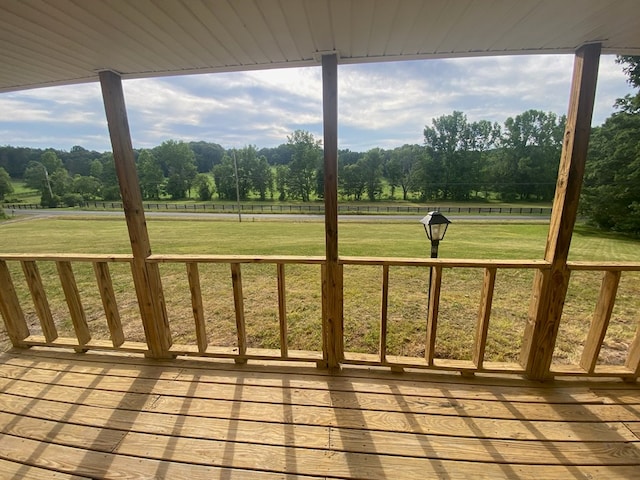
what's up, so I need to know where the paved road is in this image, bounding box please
[3,208,549,223]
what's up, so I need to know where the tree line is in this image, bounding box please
[0,108,568,205]
[1,56,638,234]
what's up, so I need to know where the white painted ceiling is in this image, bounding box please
[1,0,639,93]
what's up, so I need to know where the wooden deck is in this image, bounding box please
[0,348,638,479]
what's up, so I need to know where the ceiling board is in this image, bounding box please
[1,0,639,93]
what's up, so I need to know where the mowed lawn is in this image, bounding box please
[1,215,638,367]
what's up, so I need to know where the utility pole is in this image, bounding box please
[233,150,242,223]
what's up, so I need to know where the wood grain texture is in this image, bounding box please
[425,266,443,365]
[21,260,57,342]
[522,44,601,380]
[474,267,497,368]
[322,53,342,369]
[580,270,621,373]
[380,264,389,363]
[93,261,125,347]
[56,261,91,346]
[186,262,207,353]
[0,260,29,346]
[231,263,247,358]
[277,263,288,358]
[0,349,638,479]
[99,70,172,358]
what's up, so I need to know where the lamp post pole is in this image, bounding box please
[427,238,439,313]
[420,211,451,319]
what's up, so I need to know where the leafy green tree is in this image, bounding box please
[0,146,41,178]
[212,156,236,200]
[0,167,13,200]
[49,168,72,197]
[137,150,164,200]
[189,141,225,172]
[387,145,423,200]
[73,175,101,200]
[286,130,322,201]
[99,153,121,201]
[23,162,47,192]
[251,155,273,201]
[89,159,103,180]
[423,111,476,200]
[275,165,289,201]
[60,145,102,176]
[491,110,564,201]
[193,173,214,201]
[155,140,197,200]
[339,162,366,200]
[409,151,441,201]
[259,143,294,165]
[359,148,385,201]
[40,150,64,174]
[581,56,640,234]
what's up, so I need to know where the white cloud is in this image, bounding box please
[0,55,634,152]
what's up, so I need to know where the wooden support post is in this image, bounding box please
[321,53,343,369]
[521,44,601,380]
[99,70,172,358]
[0,261,30,347]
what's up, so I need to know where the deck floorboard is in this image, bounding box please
[0,348,639,479]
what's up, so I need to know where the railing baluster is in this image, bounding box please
[0,260,29,346]
[187,262,207,353]
[380,264,389,363]
[627,328,640,378]
[21,261,57,342]
[56,261,91,347]
[277,263,288,358]
[473,267,497,369]
[425,265,443,366]
[231,263,247,362]
[93,261,125,347]
[580,270,621,373]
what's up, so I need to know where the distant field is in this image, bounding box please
[7,179,40,204]
[0,215,638,367]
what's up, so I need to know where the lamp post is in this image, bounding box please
[420,211,451,316]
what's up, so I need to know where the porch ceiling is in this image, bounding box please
[1,0,640,93]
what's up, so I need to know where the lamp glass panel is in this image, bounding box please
[430,223,447,241]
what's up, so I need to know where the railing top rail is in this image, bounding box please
[339,257,552,268]
[567,261,640,271]
[0,253,133,262]
[147,254,326,264]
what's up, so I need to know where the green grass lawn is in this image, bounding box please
[1,216,638,366]
[6,179,40,204]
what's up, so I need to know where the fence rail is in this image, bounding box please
[1,253,638,379]
[4,202,553,216]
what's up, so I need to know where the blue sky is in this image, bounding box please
[0,54,633,153]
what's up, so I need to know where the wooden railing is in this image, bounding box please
[554,261,640,378]
[0,253,638,379]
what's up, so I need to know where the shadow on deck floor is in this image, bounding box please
[0,347,638,479]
